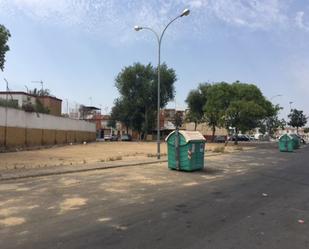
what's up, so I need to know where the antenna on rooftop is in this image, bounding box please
[31,80,44,92]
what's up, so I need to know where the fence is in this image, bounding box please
[0,106,96,148]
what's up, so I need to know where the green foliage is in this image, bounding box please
[35,98,50,114]
[225,82,272,135]
[185,81,273,143]
[107,119,116,129]
[22,97,50,114]
[204,82,232,140]
[29,88,51,97]
[172,111,184,129]
[0,98,19,109]
[111,62,176,138]
[259,105,285,136]
[304,127,309,134]
[288,109,308,133]
[0,24,10,71]
[185,83,209,130]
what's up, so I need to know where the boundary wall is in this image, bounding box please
[0,107,96,148]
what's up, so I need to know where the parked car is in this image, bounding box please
[214,135,226,143]
[104,134,111,141]
[228,135,250,141]
[110,134,119,141]
[121,134,132,141]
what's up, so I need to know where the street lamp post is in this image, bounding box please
[134,8,190,159]
[3,78,9,147]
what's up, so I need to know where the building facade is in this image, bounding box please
[0,91,62,116]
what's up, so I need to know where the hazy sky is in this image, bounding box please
[0,0,308,118]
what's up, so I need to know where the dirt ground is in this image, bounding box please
[0,142,252,171]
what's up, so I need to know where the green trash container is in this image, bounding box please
[278,134,294,152]
[290,134,300,149]
[165,130,206,171]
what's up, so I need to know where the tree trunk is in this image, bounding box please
[234,128,238,145]
[126,126,129,134]
[194,122,197,131]
[144,109,148,141]
[211,125,216,142]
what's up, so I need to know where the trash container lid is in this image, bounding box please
[165,130,206,143]
[279,134,293,140]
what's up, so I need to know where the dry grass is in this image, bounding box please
[212,146,226,153]
[0,142,252,171]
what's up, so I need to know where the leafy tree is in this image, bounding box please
[107,119,116,129]
[204,82,232,141]
[112,62,176,139]
[288,109,308,134]
[225,82,272,144]
[172,111,184,129]
[304,127,309,134]
[0,24,10,71]
[259,104,285,137]
[185,83,209,130]
[110,98,132,134]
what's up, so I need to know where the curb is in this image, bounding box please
[0,159,168,182]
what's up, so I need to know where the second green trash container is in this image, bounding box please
[278,134,294,152]
[165,130,206,172]
[290,134,301,149]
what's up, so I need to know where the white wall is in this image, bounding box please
[0,106,95,132]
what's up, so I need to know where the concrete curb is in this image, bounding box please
[0,159,168,181]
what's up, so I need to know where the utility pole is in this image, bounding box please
[3,78,9,147]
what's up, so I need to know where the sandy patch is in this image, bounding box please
[0,184,20,191]
[183,182,199,186]
[58,197,87,214]
[0,217,25,227]
[59,178,81,186]
[98,217,112,223]
[104,188,129,194]
[0,207,18,217]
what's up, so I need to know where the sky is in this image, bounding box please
[0,0,308,119]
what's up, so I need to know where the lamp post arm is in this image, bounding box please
[159,15,181,45]
[140,27,160,44]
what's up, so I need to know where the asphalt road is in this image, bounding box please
[0,145,309,249]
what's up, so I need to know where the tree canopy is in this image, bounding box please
[288,109,308,133]
[0,24,10,71]
[110,62,176,138]
[185,81,276,143]
[185,83,209,130]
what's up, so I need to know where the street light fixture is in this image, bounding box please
[134,8,190,159]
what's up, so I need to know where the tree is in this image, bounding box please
[172,111,184,129]
[185,83,209,130]
[259,104,285,137]
[110,99,132,134]
[204,82,232,141]
[288,109,308,134]
[0,24,10,71]
[111,62,176,139]
[225,82,272,144]
[304,127,309,134]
